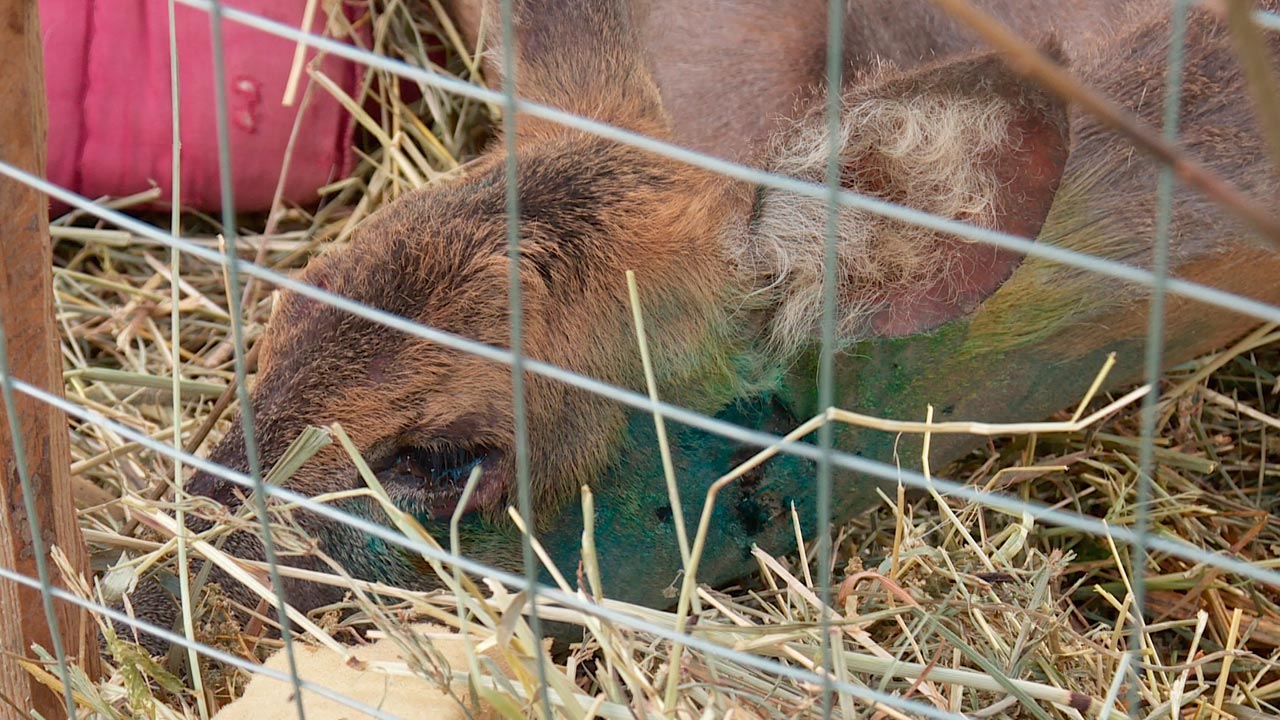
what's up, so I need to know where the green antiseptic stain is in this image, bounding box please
[963,167,1137,359]
[375,394,830,611]
[315,158,1264,616]
[347,277,1159,616]
[360,316,1077,606]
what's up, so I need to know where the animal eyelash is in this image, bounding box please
[376,444,488,489]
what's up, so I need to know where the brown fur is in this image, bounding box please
[149,0,1280,643]
[445,0,1134,161]
[236,138,744,520]
[971,0,1280,354]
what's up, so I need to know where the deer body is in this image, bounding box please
[447,0,1136,161]
[157,0,1280,631]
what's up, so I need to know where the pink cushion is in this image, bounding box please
[41,0,363,213]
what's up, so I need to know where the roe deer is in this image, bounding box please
[131,0,1280,643]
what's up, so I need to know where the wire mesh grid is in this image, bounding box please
[2,0,1279,717]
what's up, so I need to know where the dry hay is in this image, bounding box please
[30,2,1280,718]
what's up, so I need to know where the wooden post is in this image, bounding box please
[0,0,101,716]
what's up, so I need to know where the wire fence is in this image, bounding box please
[2,0,1279,718]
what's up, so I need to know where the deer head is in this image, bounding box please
[179,0,1075,621]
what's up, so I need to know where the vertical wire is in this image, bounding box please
[497,0,553,716]
[818,0,845,717]
[1131,0,1189,711]
[167,2,210,716]
[0,324,76,720]
[206,2,308,717]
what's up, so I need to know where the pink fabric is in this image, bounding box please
[41,0,364,213]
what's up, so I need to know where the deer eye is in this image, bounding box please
[372,443,494,519]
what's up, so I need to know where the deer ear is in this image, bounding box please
[740,48,1071,350]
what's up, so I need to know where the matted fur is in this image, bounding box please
[739,93,1017,355]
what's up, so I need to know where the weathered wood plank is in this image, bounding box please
[0,0,100,716]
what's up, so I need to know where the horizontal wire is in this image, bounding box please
[162,0,1280,327]
[13,166,1280,588]
[1,564,966,720]
[12,367,1280,618]
[1255,8,1280,31]
[15,1,1273,715]
[11,392,975,720]
[0,565,411,720]
[23,369,1280,709]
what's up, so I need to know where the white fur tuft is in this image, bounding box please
[733,94,1017,356]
